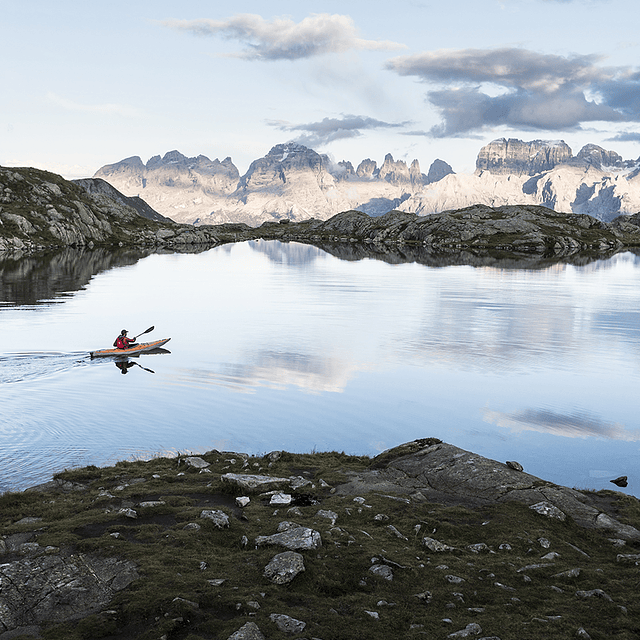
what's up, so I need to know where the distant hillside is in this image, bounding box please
[94,139,640,227]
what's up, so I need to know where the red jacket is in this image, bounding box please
[115,335,134,349]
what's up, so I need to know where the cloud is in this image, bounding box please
[385,48,639,137]
[162,13,405,61]
[608,132,640,142]
[46,92,140,118]
[483,407,640,441]
[268,114,409,147]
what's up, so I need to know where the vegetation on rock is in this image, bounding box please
[1,443,639,640]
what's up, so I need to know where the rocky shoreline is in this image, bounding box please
[1,439,639,640]
[2,166,640,266]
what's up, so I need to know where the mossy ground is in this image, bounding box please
[1,451,640,640]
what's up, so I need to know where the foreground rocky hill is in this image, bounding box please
[1,439,638,640]
[94,139,640,226]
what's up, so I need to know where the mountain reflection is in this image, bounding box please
[0,245,216,306]
[0,248,151,306]
[483,407,640,441]
[249,240,640,271]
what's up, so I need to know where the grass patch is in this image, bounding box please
[1,450,639,640]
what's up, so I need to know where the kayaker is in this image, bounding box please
[113,329,136,350]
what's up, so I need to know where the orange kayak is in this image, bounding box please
[90,338,171,358]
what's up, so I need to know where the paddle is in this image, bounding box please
[133,326,154,340]
[131,361,155,374]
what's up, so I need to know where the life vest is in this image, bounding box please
[115,335,130,349]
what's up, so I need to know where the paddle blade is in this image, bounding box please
[136,326,154,338]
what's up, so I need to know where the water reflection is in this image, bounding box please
[0,248,152,306]
[483,407,640,442]
[2,241,640,496]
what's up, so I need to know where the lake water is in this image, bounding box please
[1,241,639,497]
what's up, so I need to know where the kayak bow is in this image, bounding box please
[90,338,171,358]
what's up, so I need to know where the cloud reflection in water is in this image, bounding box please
[483,407,640,441]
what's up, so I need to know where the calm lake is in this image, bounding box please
[1,241,639,497]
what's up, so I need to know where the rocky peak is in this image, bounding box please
[476,138,573,176]
[426,159,454,184]
[355,158,378,179]
[334,160,355,180]
[576,144,625,169]
[378,153,412,184]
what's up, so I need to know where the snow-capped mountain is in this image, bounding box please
[94,139,640,226]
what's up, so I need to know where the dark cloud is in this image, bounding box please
[385,48,639,137]
[608,132,640,142]
[162,13,405,61]
[269,114,408,147]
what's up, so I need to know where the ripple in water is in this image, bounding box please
[0,352,90,384]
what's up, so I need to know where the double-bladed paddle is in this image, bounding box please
[133,326,154,340]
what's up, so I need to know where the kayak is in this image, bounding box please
[90,338,171,358]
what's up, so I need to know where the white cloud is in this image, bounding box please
[162,13,406,60]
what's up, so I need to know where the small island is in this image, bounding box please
[1,439,638,640]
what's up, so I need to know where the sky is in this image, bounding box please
[2,0,639,179]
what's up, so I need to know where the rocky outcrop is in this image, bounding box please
[72,177,170,222]
[339,439,640,540]
[234,206,640,261]
[475,138,573,176]
[0,545,138,632]
[0,166,223,253]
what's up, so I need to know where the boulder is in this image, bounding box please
[335,439,640,540]
[255,523,322,551]
[263,551,305,585]
[0,553,138,633]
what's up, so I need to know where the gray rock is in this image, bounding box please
[506,461,523,472]
[0,553,138,632]
[448,621,483,637]
[553,568,581,578]
[264,551,305,585]
[200,510,230,528]
[576,627,592,639]
[423,537,455,552]
[270,493,292,506]
[255,525,322,551]
[529,501,566,521]
[227,621,266,640]
[316,509,338,525]
[385,524,408,540]
[575,589,613,602]
[221,473,290,492]
[335,440,640,540]
[369,564,394,581]
[183,456,209,469]
[269,613,306,634]
[616,553,640,564]
[236,496,251,508]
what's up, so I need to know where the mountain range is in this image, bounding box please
[94,138,640,226]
